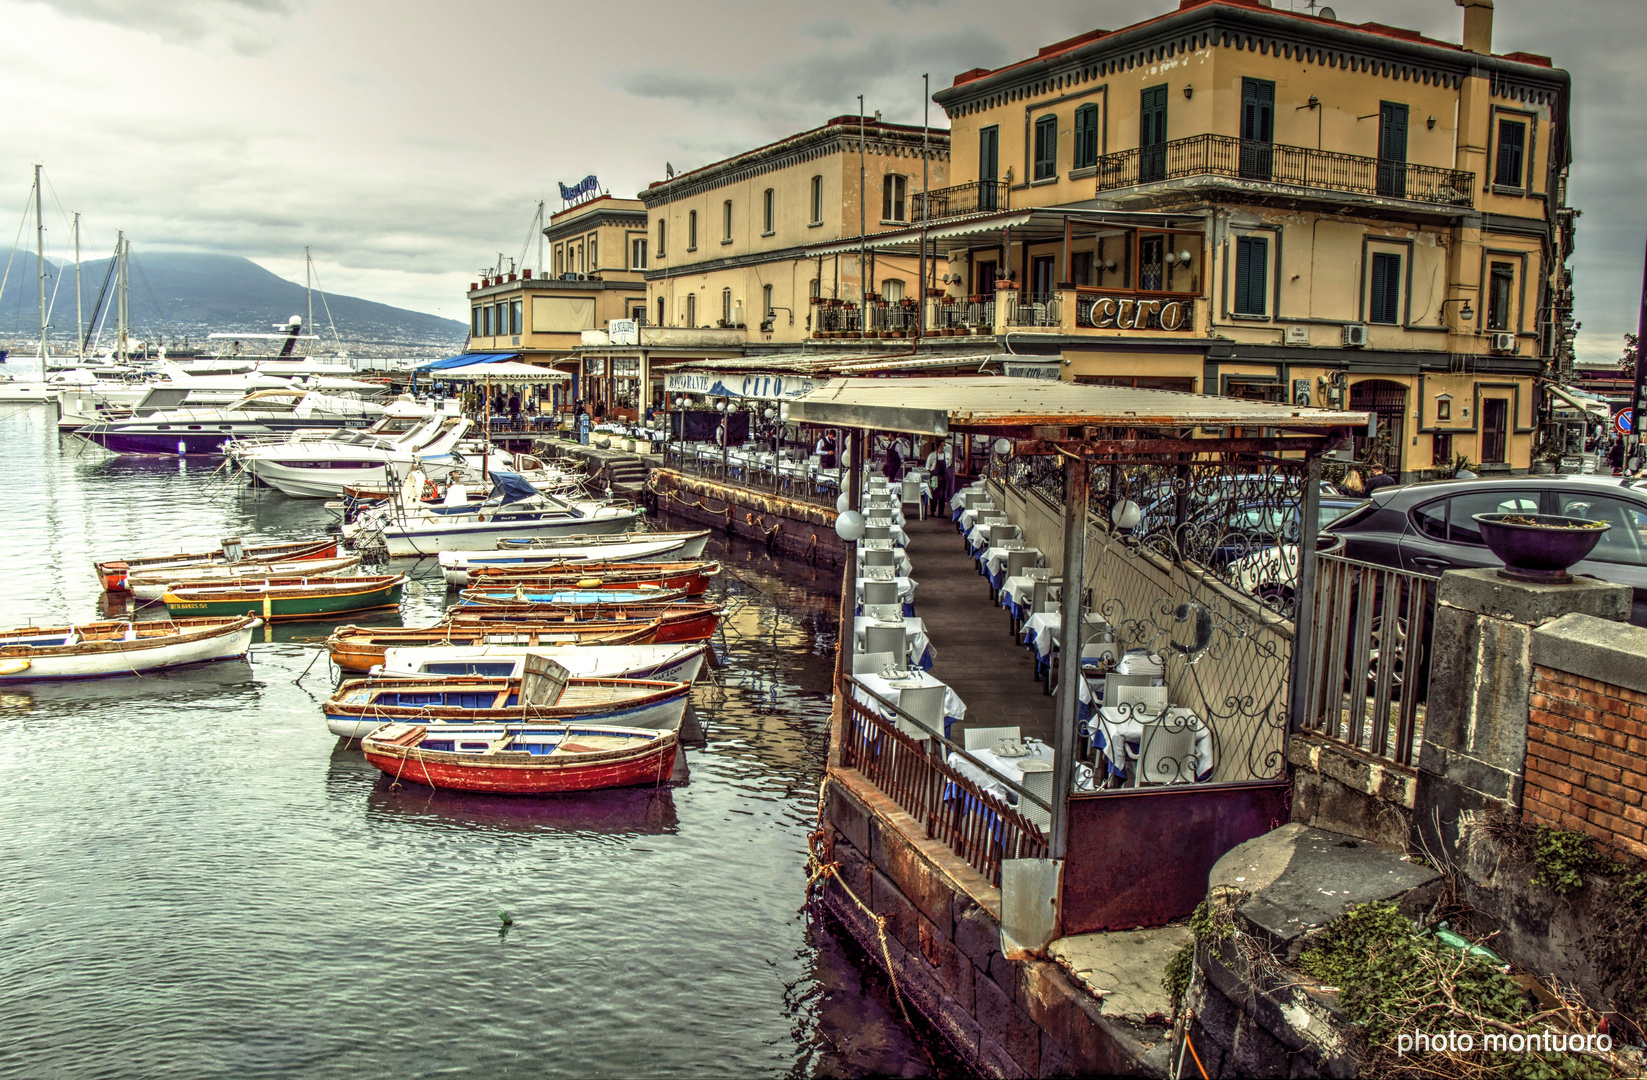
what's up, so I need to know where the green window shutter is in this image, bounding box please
[1074,104,1098,169]
[1034,116,1057,180]
[1234,237,1267,315]
[1495,120,1525,186]
[1370,253,1401,324]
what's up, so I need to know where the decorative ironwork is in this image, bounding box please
[910,180,1010,223]
[1006,293,1062,328]
[931,297,995,332]
[1094,134,1474,208]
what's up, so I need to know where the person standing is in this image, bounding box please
[1363,463,1397,494]
[881,441,902,484]
[816,430,837,470]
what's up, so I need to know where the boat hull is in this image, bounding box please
[0,616,257,681]
[163,577,405,622]
[463,562,717,596]
[328,677,691,738]
[326,620,661,672]
[127,555,361,601]
[361,724,678,794]
[448,604,722,644]
[97,539,340,592]
[369,508,646,556]
[378,643,708,685]
[439,532,711,584]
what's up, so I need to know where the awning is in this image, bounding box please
[415,352,521,371]
[1544,383,1611,418]
[437,360,569,382]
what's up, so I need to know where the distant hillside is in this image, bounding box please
[0,251,465,351]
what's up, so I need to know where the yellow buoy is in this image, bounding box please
[0,658,32,675]
[576,578,603,588]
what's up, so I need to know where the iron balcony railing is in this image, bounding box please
[1006,293,1062,328]
[1095,133,1474,208]
[910,180,1011,223]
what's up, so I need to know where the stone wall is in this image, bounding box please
[823,769,1174,1077]
[1287,731,1417,852]
[1524,613,1647,863]
[648,468,847,565]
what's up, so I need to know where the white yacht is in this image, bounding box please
[73,385,388,455]
[227,402,474,497]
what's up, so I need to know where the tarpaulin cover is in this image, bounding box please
[487,471,542,505]
[415,352,521,371]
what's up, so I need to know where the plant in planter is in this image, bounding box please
[1472,512,1610,584]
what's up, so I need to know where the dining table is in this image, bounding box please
[851,669,967,738]
[855,541,913,578]
[1092,706,1214,782]
[982,544,1041,583]
[853,574,918,607]
[851,614,933,670]
[957,504,999,533]
[946,739,1054,810]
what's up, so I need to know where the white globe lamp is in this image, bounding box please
[834,509,866,542]
[836,492,851,513]
[1112,499,1143,531]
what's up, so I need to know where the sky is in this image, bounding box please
[0,0,1641,364]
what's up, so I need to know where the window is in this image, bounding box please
[1071,250,1094,286]
[1487,262,1514,331]
[721,288,732,325]
[589,237,597,270]
[657,296,666,327]
[553,245,564,276]
[495,302,506,333]
[762,188,774,234]
[881,174,907,222]
[722,200,733,242]
[688,210,698,250]
[1436,396,1452,422]
[1369,252,1402,324]
[809,278,821,299]
[1233,236,1268,316]
[979,125,999,209]
[685,293,696,326]
[1446,490,1540,544]
[1139,235,1165,291]
[1432,432,1453,467]
[977,260,997,295]
[1554,493,1647,566]
[762,283,774,319]
[1140,86,1169,182]
[1377,102,1408,198]
[631,304,646,325]
[883,279,904,303]
[471,307,481,336]
[657,219,666,257]
[510,300,522,335]
[1031,256,1054,298]
[809,175,823,224]
[1494,119,1527,188]
[1073,103,1099,170]
[1033,114,1058,181]
[1238,79,1272,180]
[482,305,493,337]
[1412,498,1448,540]
[631,237,648,270]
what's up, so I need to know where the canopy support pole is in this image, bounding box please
[1051,456,1087,861]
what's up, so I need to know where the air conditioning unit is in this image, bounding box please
[1489,332,1517,354]
[561,272,579,281]
[1283,326,1311,346]
[1342,323,1369,348]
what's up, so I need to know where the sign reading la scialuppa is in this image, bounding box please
[1078,295,1195,331]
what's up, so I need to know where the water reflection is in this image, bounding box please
[363,777,683,838]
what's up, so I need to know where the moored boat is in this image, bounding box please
[378,642,708,684]
[326,654,690,737]
[162,574,406,622]
[457,585,690,607]
[462,560,719,596]
[0,615,258,681]
[445,602,723,644]
[326,618,663,672]
[126,555,361,602]
[95,537,340,592]
[359,720,678,794]
[438,530,712,584]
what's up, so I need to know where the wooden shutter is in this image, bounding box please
[1035,116,1057,180]
[1370,253,1401,324]
[1495,121,1525,186]
[1241,80,1273,143]
[1074,104,1098,169]
[1234,237,1267,315]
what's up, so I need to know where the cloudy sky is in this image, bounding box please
[1,0,1641,362]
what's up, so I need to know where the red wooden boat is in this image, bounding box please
[446,603,722,643]
[360,720,678,794]
[95,537,340,592]
[463,560,720,596]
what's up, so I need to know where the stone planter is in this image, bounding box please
[1473,512,1610,584]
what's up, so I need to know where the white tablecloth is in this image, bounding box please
[983,545,1041,579]
[862,517,910,546]
[946,740,1053,805]
[1094,706,1212,781]
[856,542,913,577]
[854,575,918,605]
[1000,574,1038,612]
[1019,610,1119,664]
[950,483,987,512]
[852,615,931,668]
[958,505,998,532]
[852,670,966,731]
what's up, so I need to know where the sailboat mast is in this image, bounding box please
[34,163,45,362]
[116,231,127,364]
[305,246,313,348]
[74,212,83,363]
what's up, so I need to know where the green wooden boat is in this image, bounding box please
[162,574,407,622]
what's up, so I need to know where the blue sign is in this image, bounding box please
[558,175,600,203]
[1617,410,1633,436]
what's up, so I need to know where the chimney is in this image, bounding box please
[1454,0,1493,54]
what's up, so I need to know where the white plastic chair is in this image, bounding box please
[863,623,907,666]
[1006,549,1039,579]
[862,580,900,607]
[863,549,895,569]
[863,524,892,542]
[900,476,925,521]
[1131,723,1198,787]
[1017,760,1054,830]
[863,603,904,622]
[963,725,1022,751]
[852,651,896,675]
[897,684,945,739]
[1114,684,1169,716]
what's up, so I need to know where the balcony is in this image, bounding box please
[1094,134,1474,209]
[910,180,1011,223]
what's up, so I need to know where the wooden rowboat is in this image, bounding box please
[325,659,691,738]
[326,618,662,672]
[445,602,722,644]
[360,721,678,794]
[127,555,362,602]
[462,560,720,596]
[0,616,258,680]
[456,585,690,608]
[95,537,340,592]
[162,574,407,622]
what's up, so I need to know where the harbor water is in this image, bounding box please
[0,407,958,1079]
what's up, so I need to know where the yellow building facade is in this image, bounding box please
[913,0,1572,476]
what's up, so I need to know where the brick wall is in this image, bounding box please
[1524,665,1647,861]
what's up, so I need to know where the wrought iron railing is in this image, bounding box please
[910,180,1010,223]
[1006,294,1062,328]
[931,297,995,331]
[838,675,1047,885]
[1301,552,1433,766]
[1095,134,1474,208]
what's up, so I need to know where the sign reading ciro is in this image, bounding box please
[1083,296,1193,332]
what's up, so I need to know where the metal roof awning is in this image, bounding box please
[805,207,1210,258]
[415,351,520,371]
[782,375,1369,458]
[668,350,1005,378]
[1544,383,1611,418]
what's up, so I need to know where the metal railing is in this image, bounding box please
[931,297,995,331]
[839,675,1047,885]
[1006,294,1062,328]
[910,180,1010,223]
[1302,551,1434,766]
[1094,134,1474,208]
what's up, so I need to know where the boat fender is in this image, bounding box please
[577,578,602,588]
[0,658,31,675]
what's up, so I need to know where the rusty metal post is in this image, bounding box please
[1051,456,1087,860]
[1287,456,1324,734]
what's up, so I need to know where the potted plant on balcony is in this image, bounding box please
[1472,512,1610,584]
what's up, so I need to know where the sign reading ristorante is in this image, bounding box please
[1076,295,1195,332]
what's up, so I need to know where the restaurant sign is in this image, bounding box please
[1076,295,1194,332]
[665,370,820,401]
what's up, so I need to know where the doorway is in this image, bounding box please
[1350,379,1408,473]
[1480,398,1508,464]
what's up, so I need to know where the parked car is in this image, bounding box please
[1225,498,1369,608]
[1327,476,1647,626]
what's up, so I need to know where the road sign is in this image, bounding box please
[1617,410,1633,436]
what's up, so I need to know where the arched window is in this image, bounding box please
[762,283,774,319]
[685,293,696,327]
[883,279,905,303]
[721,288,733,325]
[762,188,775,234]
[809,175,823,224]
[881,175,907,222]
[723,200,733,242]
[553,245,564,276]
[657,296,666,327]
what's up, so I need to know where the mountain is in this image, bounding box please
[0,250,465,353]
